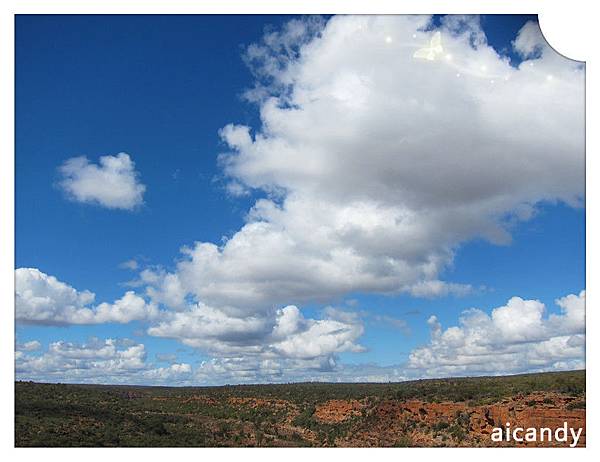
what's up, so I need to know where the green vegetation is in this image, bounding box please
[393,370,585,404]
[15,369,585,447]
[566,400,586,410]
[394,435,413,447]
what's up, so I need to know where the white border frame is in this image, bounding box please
[1,1,596,460]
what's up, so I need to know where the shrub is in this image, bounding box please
[395,435,413,447]
[566,401,586,410]
[432,420,450,431]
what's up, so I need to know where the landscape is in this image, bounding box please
[15,370,585,447]
[15,14,586,449]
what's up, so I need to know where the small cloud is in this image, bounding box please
[119,259,139,271]
[156,353,178,363]
[16,340,42,352]
[407,280,473,298]
[512,20,546,59]
[58,152,145,210]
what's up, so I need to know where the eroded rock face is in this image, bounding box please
[14,376,586,447]
[227,397,290,409]
[314,399,366,423]
[335,392,585,447]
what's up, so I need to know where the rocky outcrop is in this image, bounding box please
[337,392,585,447]
[314,399,366,423]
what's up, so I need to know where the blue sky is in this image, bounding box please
[15,14,585,384]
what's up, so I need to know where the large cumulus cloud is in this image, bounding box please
[408,291,585,377]
[135,15,584,379]
[16,15,585,384]
[147,304,365,361]
[145,15,583,313]
[16,268,158,325]
[15,337,193,385]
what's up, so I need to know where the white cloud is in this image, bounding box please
[193,356,408,385]
[16,268,158,325]
[119,259,139,271]
[16,340,42,352]
[18,16,584,386]
[270,306,365,359]
[14,291,585,385]
[147,303,271,352]
[142,363,192,381]
[408,280,473,298]
[141,268,187,310]
[408,291,585,377]
[15,337,193,385]
[58,152,145,210]
[129,16,584,381]
[15,267,365,377]
[145,16,582,313]
[551,290,586,334]
[513,20,547,59]
[148,304,364,361]
[491,297,546,342]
